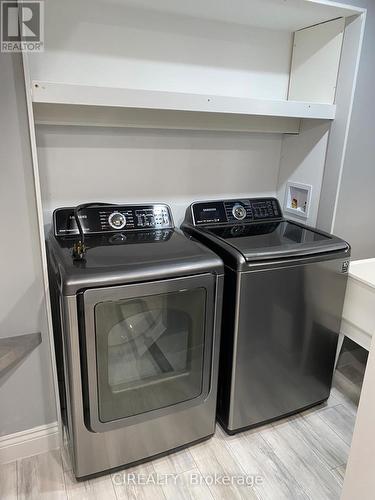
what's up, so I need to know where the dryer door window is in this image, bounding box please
[81,274,216,432]
[96,288,205,422]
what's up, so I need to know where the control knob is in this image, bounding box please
[232,204,247,221]
[108,211,126,230]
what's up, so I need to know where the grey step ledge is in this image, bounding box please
[0,332,42,380]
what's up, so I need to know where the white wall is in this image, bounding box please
[331,1,375,259]
[0,53,56,436]
[36,125,283,225]
[277,120,330,226]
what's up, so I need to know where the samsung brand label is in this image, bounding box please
[341,261,350,273]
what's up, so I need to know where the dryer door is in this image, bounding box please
[79,274,216,432]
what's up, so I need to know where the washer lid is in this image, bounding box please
[47,229,223,295]
[205,220,348,261]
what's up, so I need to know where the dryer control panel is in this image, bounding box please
[54,204,173,236]
[192,198,282,225]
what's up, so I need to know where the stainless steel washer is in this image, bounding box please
[47,203,223,478]
[182,197,350,434]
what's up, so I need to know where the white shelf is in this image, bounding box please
[33,104,302,134]
[31,82,336,123]
[97,0,363,32]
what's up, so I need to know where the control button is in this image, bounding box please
[108,211,126,230]
[109,233,127,244]
[231,225,246,236]
[232,204,247,220]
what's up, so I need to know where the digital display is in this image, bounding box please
[250,199,280,219]
[252,202,267,209]
[193,202,227,225]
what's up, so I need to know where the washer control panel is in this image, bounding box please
[54,204,173,236]
[192,198,282,225]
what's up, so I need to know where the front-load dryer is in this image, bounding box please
[47,203,223,478]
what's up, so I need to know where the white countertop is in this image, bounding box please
[349,258,375,289]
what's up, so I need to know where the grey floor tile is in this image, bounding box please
[64,468,117,500]
[0,461,17,500]
[223,429,308,500]
[18,449,66,500]
[112,461,166,500]
[152,447,196,476]
[262,419,342,499]
[293,411,350,468]
[189,433,257,500]
[318,405,357,446]
[161,468,214,500]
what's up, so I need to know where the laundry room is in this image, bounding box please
[1,0,375,499]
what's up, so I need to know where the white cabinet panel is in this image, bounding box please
[289,17,345,104]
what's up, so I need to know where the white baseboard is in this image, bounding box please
[0,421,60,464]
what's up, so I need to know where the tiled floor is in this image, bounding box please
[0,341,367,500]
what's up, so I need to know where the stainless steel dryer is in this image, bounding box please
[182,197,350,434]
[47,203,223,478]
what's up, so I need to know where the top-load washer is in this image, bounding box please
[47,203,223,478]
[182,197,350,434]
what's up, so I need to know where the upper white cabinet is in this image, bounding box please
[113,0,359,31]
[288,17,345,104]
[26,0,364,130]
